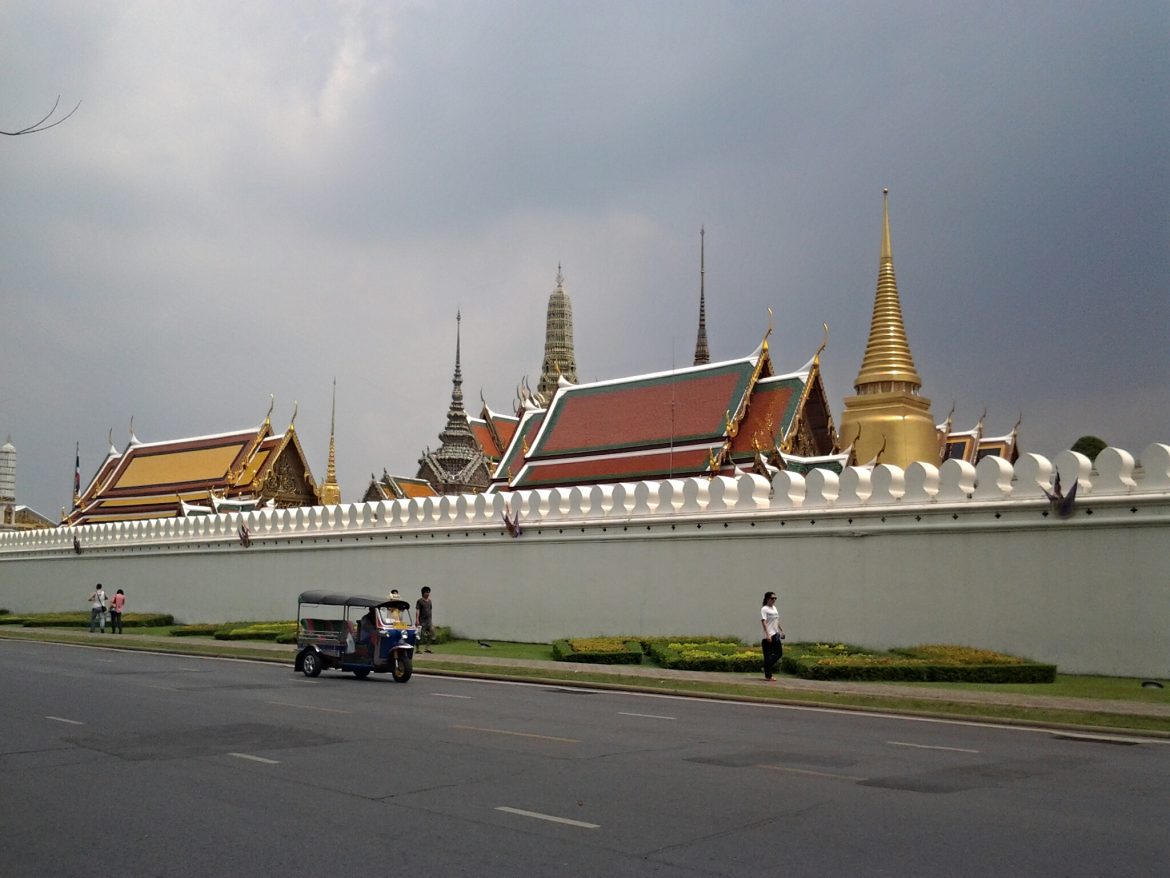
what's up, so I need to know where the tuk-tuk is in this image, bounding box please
[294,591,417,682]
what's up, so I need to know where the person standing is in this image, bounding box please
[88,583,108,633]
[415,586,434,653]
[109,589,126,634]
[760,591,784,681]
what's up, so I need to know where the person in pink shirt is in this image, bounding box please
[109,589,126,634]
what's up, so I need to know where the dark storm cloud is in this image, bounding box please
[1,1,1166,518]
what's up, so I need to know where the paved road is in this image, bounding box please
[2,639,1167,877]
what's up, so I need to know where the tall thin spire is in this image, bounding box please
[72,441,81,507]
[453,309,464,410]
[852,188,923,393]
[319,379,341,505]
[694,226,710,365]
[417,310,492,494]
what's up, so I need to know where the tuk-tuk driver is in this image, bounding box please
[359,608,377,646]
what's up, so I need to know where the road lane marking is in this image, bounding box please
[758,764,867,782]
[887,741,979,754]
[495,806,599,829]
[432,693,472,699]
[45,716,84,725]
[229,752,279,764]
[618,711,676,720]
[267,701,351,714]
[454,725,579,744]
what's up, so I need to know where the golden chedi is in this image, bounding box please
[839,190,940,469]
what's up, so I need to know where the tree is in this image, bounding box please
[2,95,80,135]
[1071,435,1107,460]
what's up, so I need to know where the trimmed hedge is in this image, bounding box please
[12,612,174,628]
[552,637,643,664]
[783,642,1056,683]
[652,641,761,672]
[170,624,221,637]
[214,622,297,641]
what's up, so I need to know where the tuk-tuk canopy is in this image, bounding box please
[297,590,410,611]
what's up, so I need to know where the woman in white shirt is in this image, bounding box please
[760,591,784,681]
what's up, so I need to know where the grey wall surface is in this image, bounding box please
[2,494,1166,677]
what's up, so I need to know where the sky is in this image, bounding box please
[2,1,1167,519]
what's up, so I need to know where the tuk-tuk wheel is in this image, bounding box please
[301,650,323,678]
[353,668,371,679]
[392,652,413,683]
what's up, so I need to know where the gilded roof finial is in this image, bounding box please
[290,400,299,427]
[264,394,274,427]
[815,322,829,363]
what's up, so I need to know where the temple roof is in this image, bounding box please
[66,416,318,526]
[489,331,837,491]
[469,406,520,463]
[363,471,438,502]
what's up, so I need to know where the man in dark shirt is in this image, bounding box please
[415,587,434,653]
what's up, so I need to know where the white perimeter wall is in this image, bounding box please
[2,445,1168,678]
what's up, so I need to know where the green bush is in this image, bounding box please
[649,639,761,672]
[782,642,1056,683]
[552,637,643,664]
[215,622,297,641]
[9,611,174,628]
[170,624,222,637]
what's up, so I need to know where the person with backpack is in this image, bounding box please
[88,584,108,633]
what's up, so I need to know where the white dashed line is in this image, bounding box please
[495,806,599,829]
[454,725,579,743]
[229,752,279,764]
[758,764,867,782]
[432,693,472,699]
[618,711,676,720]
[267,701,351,714]
[45,716,84,725]
[888,741,980,754]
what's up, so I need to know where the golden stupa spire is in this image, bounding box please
[852,188,923,392]
[319,379,341,505]
[838,189,938,468]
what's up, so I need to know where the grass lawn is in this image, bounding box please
[907,674,1170,703]
[431,639,556,660]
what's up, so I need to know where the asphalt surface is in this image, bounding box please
[3,638,1168,877]
[5,627,1169,726]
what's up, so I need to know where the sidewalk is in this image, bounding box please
[6,627,1169,726]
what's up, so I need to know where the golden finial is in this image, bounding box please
[815,322,829,363]
[264,394,274,426]
[290,400,299,427]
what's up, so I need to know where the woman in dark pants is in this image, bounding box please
[760,591,784,681]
